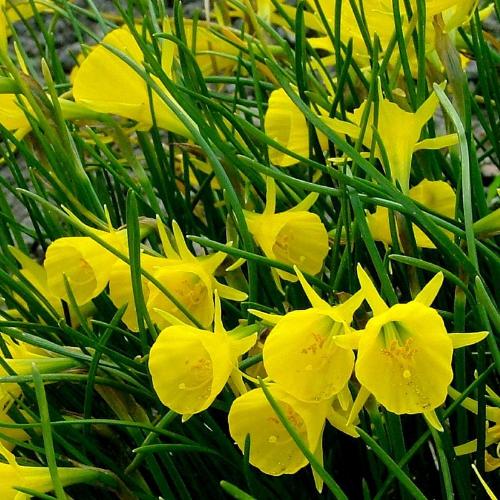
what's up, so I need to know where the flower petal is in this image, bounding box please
[414,272,443,306]
[449,331,489,349]
[356,265,388,315]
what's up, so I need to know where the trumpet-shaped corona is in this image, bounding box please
[264,88,327,167]
[149,293,256,416]
[0,444,102,499]
[108,220,247,331]
[44,228,127,306]
[252,267,364,402]
[245,178,329,281]
[228,384,329,476]
[72,27,189,135]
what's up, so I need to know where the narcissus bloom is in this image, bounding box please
[367,179,456,248]
[244,178,329,281]
[251,267,363,402]
[264,88,327,167]
[0,444,102,499]
[44,228,127,305]
[325,88,458,193]
[353,266,488,424]
[72,27,189,135]
[228,384,330,476]
[9,246,93,324]
[149,293,256,417]
[108,220,247,331]
[0,93,31,139]
[183,22,243,76]
[0,83,103,140]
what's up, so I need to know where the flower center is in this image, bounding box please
[380,322,418,377]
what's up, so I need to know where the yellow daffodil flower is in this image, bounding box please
[351,266,488,426]
[0,93,32,139]
[367,179,456,248]
[228,384,330,476]
[72,27,189,135]
[244,178,329,281]
[251,267,364,402]
[108,219,247,331]
[0,443,102,499]
[8,246,94,325]
[325,88,458,193]
[44,228,127,306]
[264,88,327,167]
[148,292,256,417]
[0,81,105,142]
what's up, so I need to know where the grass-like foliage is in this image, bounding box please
[0,0,498,498]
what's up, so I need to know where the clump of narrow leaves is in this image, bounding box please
[0,0,498,498]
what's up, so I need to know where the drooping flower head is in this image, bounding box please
[307,0,478,66]
[353,266,488,426]
[8,246,94,325]
[228,384,330,476]
[251,267,364,403]
[72,26,189,135]
[148,292,256,417]
[0,443,103,499]
[44,226,127,306]
[0,335,79,450]
[367,179,456,248]
[108,219,247,331]
[325,86,458,193]
[264,88,327,167]
[244,178,329,282]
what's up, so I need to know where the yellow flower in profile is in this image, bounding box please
[0,444,102,499]
[367,179,456,248]
[244,178,329,281]
[8,246,94,325]
[72,27,189,135]
[228,384,330,476]
[0,93,32,139]
[108,219,247,331]
[44,228,127,305]
[264,88,327,167]
[148,292,256,417]
[325,88,458,193]
[251,267,363,403]
[353,266,488,426]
